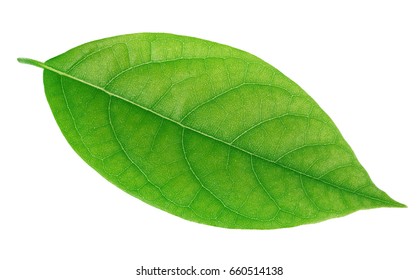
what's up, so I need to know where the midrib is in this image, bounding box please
[18,57,395,206]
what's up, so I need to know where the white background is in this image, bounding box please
[1,0,418,279]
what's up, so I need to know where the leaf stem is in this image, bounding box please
[17,57,46,68]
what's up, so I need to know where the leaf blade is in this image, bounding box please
[19,33,405,229]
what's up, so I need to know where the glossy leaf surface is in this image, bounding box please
[18,33,404,229]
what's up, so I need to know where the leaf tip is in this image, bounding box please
[386,199,407,209]
[395,201,407,208]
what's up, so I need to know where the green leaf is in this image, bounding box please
[18,33,405,229]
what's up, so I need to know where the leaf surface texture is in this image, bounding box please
[19,33,404,229]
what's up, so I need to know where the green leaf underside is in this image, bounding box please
[19,33,404,229]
